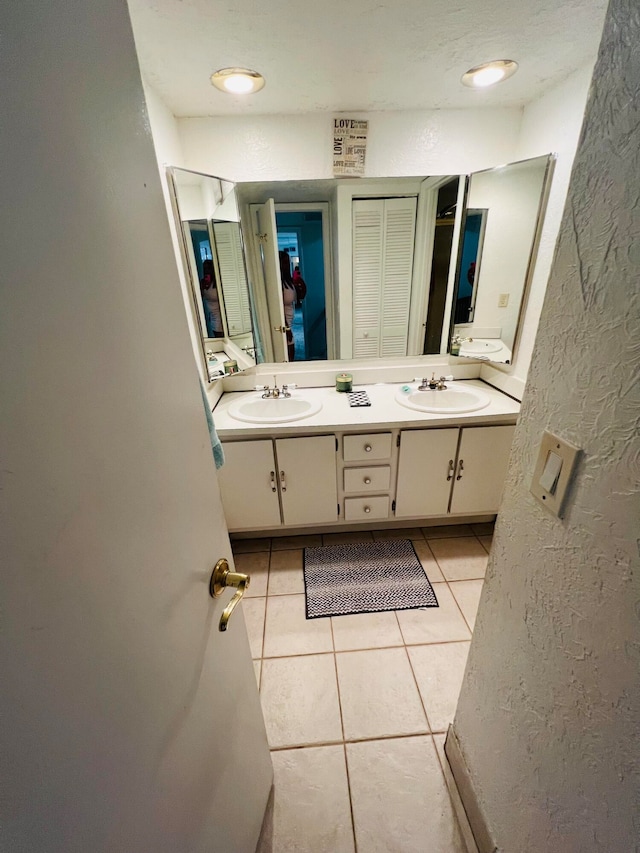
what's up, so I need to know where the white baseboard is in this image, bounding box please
[444,725,497,853]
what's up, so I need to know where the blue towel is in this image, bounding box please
[199,379,225,470]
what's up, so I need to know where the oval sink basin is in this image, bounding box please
[459,340,502,354]
[396,384,490,414]
[227,394,322,424]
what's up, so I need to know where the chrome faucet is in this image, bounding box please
[259,383,296,399]
[260,385,280,398]
[418,373,447,391]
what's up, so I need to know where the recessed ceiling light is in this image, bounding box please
[461,60,519,89]
[210,67,265,95]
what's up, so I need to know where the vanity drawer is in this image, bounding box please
[344,466,391,494]
[344,496,390,521]
[343,432,393,462]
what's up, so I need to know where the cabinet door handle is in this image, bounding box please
[447,459,455,481]
[363,505,371,514]
[364,444,372,453]
[270,470,277,492]
[364,477,372,485]
[456,459,464,481]
[280,470,287,492]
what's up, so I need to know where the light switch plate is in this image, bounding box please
[530,430,581,518]
[498,293,509,307]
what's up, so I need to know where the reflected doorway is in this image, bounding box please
[275,210,328,361]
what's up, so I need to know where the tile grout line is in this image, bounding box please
[403,643,434,736]
[343,743,359,853]
[256,637,473,664]
[268,729,451,753]
[329,618,359,853]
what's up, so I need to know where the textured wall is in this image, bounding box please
[454,0,640,850]
[178,108,521,181]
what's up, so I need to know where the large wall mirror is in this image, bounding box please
[234,154,554,367]
[166,167,258,380]
[449,154,554,362]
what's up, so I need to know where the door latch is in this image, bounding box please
[209,558,250,632]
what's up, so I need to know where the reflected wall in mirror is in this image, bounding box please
[236,159,554,367]
[167,167,258,380]
[450,154,555,363]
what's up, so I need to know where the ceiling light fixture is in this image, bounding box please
[210,67,265,95]
[461,59,519,89]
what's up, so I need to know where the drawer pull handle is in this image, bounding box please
[364,477,372,485]
[270,470,277,492]
[364,505,371,514]
[446,459,455,481]
[280,470,287,492]
[364,444,373,452]
[456,460,464,481]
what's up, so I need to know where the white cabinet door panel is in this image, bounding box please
[276,435,338,526]
[218,440,281,530]
[450,426,516,515]
[395,429,460,518]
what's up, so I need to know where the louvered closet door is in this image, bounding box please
[352,197,417,358]
[380,197,417,356]
[213,222,252,335]
[352,200,383,358]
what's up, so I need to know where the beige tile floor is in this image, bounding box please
[235,523,493,853]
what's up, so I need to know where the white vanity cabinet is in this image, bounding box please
[395,425,515,518]
[216,439,281,530]
[449,425,516,514]
[218,435,338,530]
[276,435,338,526]
[394,428,460,517]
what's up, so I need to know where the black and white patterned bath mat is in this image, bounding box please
[303,539,439,619]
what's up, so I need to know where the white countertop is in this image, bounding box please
[213,379,520,438]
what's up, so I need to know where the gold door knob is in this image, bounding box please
[209,558,250,632]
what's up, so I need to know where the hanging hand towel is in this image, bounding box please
[199,379,225,470]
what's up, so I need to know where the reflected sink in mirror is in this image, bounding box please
[459,340,502,354]
[227,393,322,424]
[396,384,490,414]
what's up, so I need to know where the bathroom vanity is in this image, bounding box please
[213,380,519,534]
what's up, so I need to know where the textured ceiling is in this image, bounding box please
[128,0,607,117]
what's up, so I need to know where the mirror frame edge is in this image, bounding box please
[166,165,259,381]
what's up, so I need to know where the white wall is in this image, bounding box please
[481,64,594,396]
[178,108,522,181]
[454,0,640,848]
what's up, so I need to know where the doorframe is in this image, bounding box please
[243,203,277,363]
[272,202,335,361]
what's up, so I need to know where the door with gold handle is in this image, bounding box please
[273,325,291,333]
[209,558,250,632]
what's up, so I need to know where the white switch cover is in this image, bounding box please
[530,431,581,518]
[498,293,509,307]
